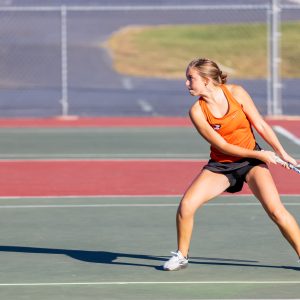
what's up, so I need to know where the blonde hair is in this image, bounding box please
[187,58,227,84]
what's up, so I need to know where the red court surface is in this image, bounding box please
[0,117,298,197]
[0,117,193,128]
[0,160,298,197]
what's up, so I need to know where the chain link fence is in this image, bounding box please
[281,4,300,116]
[0,3,299,117]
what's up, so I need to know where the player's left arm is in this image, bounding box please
[231,85,297,166]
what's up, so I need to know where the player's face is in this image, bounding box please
[185,68,207,96]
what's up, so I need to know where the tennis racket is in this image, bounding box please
[275,156,300,175]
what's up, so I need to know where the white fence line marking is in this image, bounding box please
[0,5,270,12]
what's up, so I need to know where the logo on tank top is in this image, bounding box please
[212,124,221,131]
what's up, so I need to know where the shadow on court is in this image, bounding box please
[0,246,299,271]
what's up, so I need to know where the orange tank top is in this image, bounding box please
[200,84,256,162]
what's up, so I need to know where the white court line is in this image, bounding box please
[0,194,299,200]
[0,204,179,208]
[0,195,182,200]
[0,155,209,160]
[121,77,133,90]
[273,126,300,146]
[1,203,300,209]
[0,281,299,286]
[0,128,193,133]
[137,99,154,114]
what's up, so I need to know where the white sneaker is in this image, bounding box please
[163,251,189,271]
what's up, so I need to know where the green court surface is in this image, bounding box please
[0,127,209,159]
[0,126,299,299]
[0,196,300,299]
[0,127,298,160]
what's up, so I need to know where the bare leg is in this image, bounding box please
[176,169,230,257]
[246,165,300,257]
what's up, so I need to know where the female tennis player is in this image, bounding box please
[163,58,300,271]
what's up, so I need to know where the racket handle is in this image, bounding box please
[275,156,287,166]
[275,156,300,174]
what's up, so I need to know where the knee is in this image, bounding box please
[177,197,198,219]
[268,207,288,225]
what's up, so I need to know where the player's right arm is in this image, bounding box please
[189,101,276,165]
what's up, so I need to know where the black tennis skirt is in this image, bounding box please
[203,144,267,193]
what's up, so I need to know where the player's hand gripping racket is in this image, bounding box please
[275,156,300,175]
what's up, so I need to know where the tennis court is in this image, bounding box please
[0,117,299,299]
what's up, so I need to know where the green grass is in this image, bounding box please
[281,22,300,77]
[105,22,300,79]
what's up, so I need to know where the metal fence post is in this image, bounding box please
[269,0,282,115]
[60,5,69,117]
[267,5,272,116]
